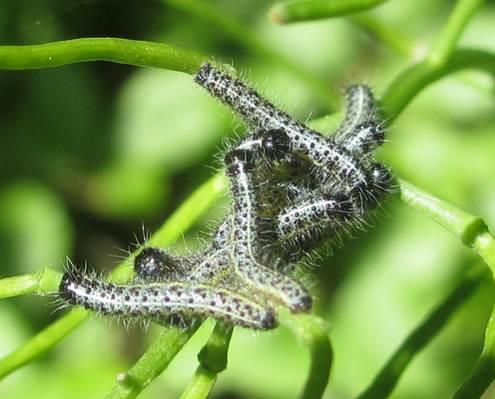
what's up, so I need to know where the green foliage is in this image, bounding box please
[0,0,494,398]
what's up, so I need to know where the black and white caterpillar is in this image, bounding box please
[58,63,393,330]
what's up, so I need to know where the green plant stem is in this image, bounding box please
[0,267,61,298]
[399,179,495,275]
[179,323,234,399]
[278,310,332,399]
[107,325,199,399]
[0,308,87,379]
[0,38,208,73]
[269,0,388,24]
[0,174,226,380]
[180,368,216,399]
[381,48,495,121]
[356,266,487,399]
[453,303,495,398]
[162,0,339,109]
[428,0,485,67]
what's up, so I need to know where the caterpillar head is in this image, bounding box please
[134,247,179,281]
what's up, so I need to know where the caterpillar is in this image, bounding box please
[58,62,392,331]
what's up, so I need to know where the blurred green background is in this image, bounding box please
[1,0,495,398]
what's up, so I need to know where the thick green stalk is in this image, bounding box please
[356,266,486,399]
[278,310,332,399]
[179,323,234,399]
[269,0,388,23]
[0,174,226,380]
[0,38,208,73]
[453,303,495,398]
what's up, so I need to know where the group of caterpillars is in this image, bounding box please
[59,63,393,330]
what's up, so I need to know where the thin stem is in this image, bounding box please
[163,0,339,109]
[428,0,485,67]
[180,322,234,399]
[0,308,87,379]
[453,302,495,398]
[278,310,332,399]
[0,174,226,380]
[356,266,487,399]
[0,38,209,73]
[0,267,61,298]
[108,325,199,399]
[399,179,495,276]
[269,0,388,24]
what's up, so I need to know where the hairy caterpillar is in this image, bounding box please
[58,63,392,330]
[59,269,276,330]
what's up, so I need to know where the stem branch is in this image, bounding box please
[179,322,233,399]
[279,310,333,399]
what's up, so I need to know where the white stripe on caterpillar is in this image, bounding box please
[59,271,277,330]
[224,148,312,312]
[334,85,384,155]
